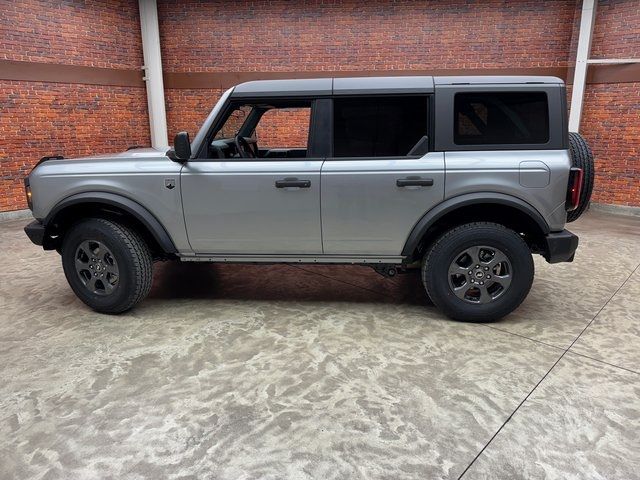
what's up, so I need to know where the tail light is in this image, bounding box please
[566,167,583,211]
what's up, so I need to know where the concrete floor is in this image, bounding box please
[1,210,639,480]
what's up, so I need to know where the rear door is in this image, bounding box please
[321,95,445,255]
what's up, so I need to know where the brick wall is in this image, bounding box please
[0,0,147,212]
[581,0,640,207]
[1,0,638,212]
[158,0,576,72]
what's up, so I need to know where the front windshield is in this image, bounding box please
[214,105,253,139]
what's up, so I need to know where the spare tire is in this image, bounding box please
[566,132,595,222]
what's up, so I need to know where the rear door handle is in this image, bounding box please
[396,177,434,187]
[275,179,311,188]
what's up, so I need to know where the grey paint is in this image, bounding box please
[433,75,564,85]
[29,148,191,252]
[231,78,332,98]
[519,161,550,188]
[444,150,571,231]
[44,191,177,253]
[321,153,445,255]
[26,75,573,261]
[180,159,323,253]
[401,192,552,257]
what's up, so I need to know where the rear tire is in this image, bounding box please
[422,222,534,322]
[61,218,153,314]
[567,132,595,223]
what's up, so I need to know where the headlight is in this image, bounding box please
[24,177,33,210]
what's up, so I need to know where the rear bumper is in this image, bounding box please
[24,220,45,246]
[544,229,579,263]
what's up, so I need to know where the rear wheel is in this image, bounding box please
[422,222,534,322]
[61,218,153,313]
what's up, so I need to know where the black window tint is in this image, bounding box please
[333,96,428,157]
[454,92,549,145]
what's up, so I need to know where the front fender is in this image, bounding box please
[44,192,177,254]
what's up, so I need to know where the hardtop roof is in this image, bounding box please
[230,75,564,98]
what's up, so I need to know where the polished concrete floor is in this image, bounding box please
[1,210,639,479]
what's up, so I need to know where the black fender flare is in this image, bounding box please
[401,192,551,257]
[44,192,177,254]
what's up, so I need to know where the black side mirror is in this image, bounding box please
[167,131,191,162]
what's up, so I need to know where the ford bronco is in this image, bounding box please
[24,76,594,321]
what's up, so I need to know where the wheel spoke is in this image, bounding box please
[103,279,116,293]
[85,275,98,292]
[449,263,469,276]
[105,264,119,275]
[489,250,509,268]
[493,272,512,290]
[452,284,469,300]
[465,246,481,265]
[477,285,492,304]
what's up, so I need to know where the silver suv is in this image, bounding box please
[24,76,594,321]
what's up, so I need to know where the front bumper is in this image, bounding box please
[24,220,45,246]
[544,229,579,263]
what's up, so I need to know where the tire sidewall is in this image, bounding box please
[62,220,138,312]
[424,226,534,322]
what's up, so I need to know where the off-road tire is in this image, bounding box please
[422,222,534,322]
[61,218,153,314]
[567,131,595,223]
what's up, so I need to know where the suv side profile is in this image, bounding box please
[24,76,594,321]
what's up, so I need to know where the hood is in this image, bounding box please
[33,147,171,170]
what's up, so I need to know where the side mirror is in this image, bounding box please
[167,131,191,162]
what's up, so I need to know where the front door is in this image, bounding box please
[181,99,323,254]
[321,95,445,255]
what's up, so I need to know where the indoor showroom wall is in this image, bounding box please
[1,0,638,212]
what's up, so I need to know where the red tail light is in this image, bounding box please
[566,167,583,211]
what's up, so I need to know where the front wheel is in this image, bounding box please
[422,222,534,322]
[61,218,153,314]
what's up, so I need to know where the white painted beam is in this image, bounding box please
[587,58,640,64]
[569,0,597,133]
[139,0,168,148]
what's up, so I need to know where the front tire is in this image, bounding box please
[61,218,153,314]
[422,222,534,322]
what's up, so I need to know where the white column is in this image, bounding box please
[568,0,597,133]
[139,0,168,148]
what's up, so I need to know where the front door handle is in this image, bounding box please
[396,177,434,187]
[275,179,311,188]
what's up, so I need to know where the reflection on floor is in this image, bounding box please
[1,210,639,479]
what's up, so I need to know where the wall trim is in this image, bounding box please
[2,61,639,89]
[0,60,144,87]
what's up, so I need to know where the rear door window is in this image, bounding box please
[333,96,429,157]
[454,92,549,145]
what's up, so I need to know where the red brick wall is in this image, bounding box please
[0,0,147,212]
[255,109,311,148]
[0,81,149,212]
[1,0,639,212]
[158,0,576,72]
[581,0,640,207]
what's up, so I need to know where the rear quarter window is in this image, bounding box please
[454,92,549,145]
